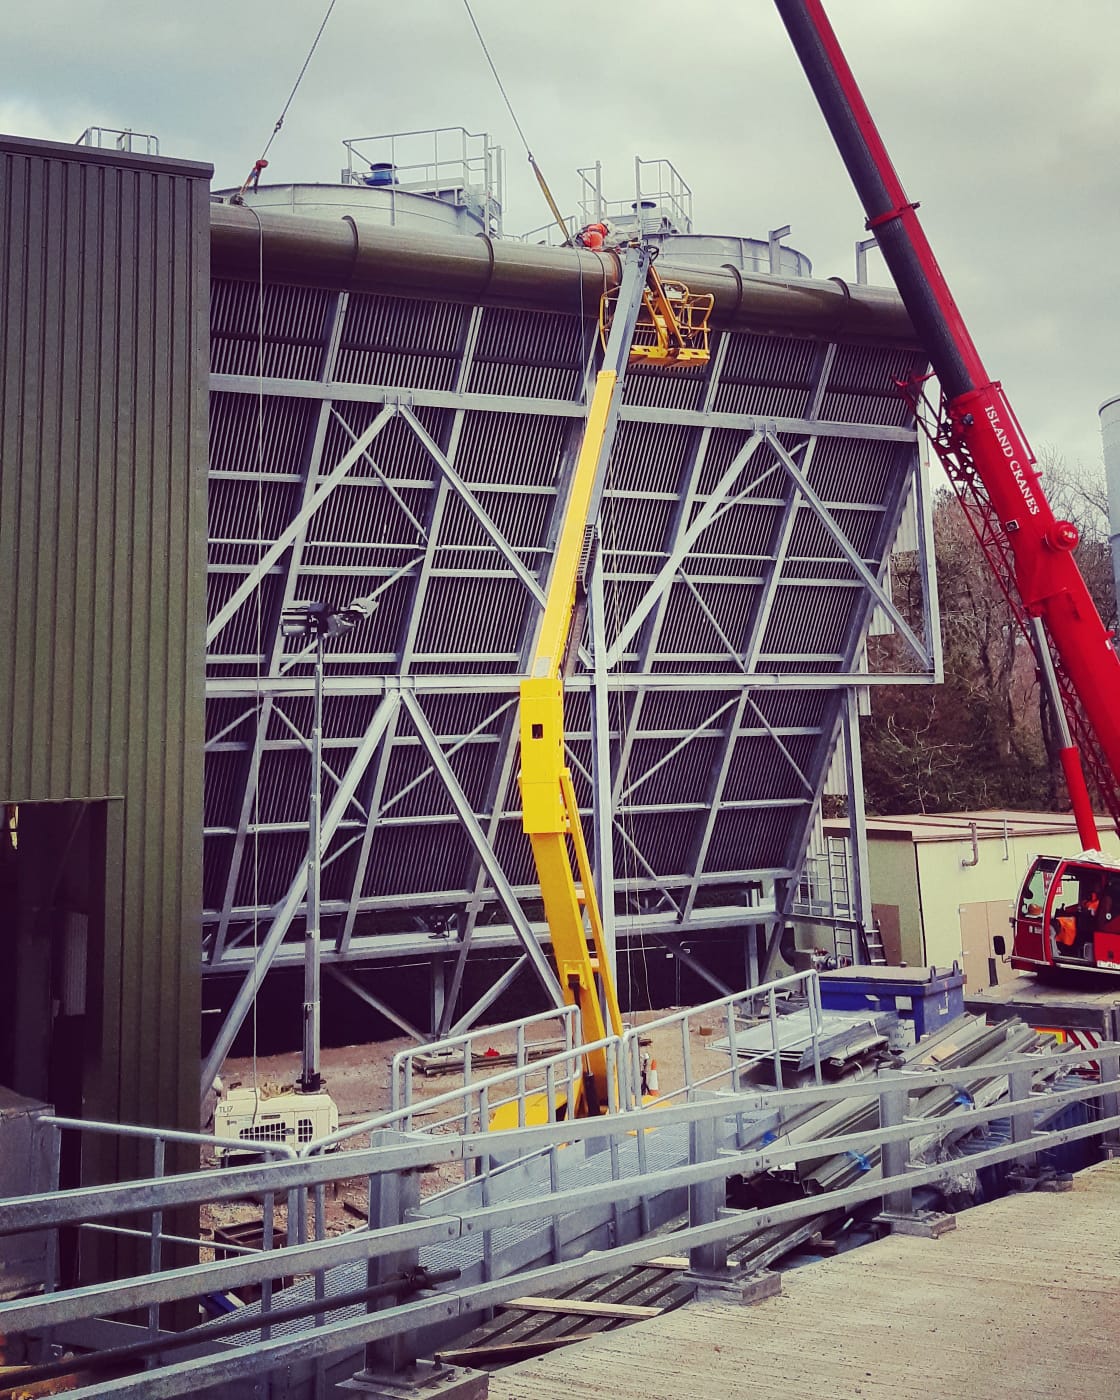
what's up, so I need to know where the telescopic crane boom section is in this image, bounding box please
[774,0,1120,852]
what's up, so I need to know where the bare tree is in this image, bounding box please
[864,453,1116,817]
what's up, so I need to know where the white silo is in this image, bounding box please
[1099,394,1120,608]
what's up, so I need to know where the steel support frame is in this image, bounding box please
[337,306,486,957]
[204,298,939,1044]
[441,382,598,1036]
[208,291,351,968]
[200,693,401,1097]
[400,690,564,1009]
[763,442,931,980]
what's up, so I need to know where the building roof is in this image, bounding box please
[825,810,1087,844]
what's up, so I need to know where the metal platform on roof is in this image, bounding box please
[201,207,939,1065]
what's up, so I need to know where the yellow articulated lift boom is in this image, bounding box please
[498,244,711,1125]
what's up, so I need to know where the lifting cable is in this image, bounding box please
[459,0,571,244]
[251,202,266,1102]
[233,0,341,200]
[229,0,342,1103]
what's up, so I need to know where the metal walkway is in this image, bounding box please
[489,1157,1120,1400]
[2,982,1119,1398]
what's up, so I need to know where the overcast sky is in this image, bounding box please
[3,2,1116,475]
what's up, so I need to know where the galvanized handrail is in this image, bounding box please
[38,1113,298,1161]
[389,1004,581,1114]
[622,968,826,1108]
[309,1029,626,1156]
[0,1039,1115,1400]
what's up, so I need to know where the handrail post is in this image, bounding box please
[768,986,782,1089]
[147,1138,165,1344]
[288,1183,308,1248]
[260,1191,275,1342]
[1009,1064,1036,1171]
[879,1080,912,1216]
[687,1107,724,1275]
[358,1129,423,1381]
[726,1001,740,1093]
[807,974,823,1085]
[1098,1046,1120,1158]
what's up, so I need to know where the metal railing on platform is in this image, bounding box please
[2,1027,1118,1398]
[622,969,826,1107]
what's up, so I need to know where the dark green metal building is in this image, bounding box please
[0,134,212,1170]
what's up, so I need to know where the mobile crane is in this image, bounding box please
[508,243,712,1122]
[775,1,1120,979]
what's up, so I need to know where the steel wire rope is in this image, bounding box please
[249,203,267,1109]
[234,0,340,197]
[221,0,341,1118]
[459,0,532,159]
[459,0,570,242]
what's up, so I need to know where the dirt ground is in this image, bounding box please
[205,1007,737,1247]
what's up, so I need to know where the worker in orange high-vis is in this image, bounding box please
[574,222,609,251]
[1054,882,1101,959]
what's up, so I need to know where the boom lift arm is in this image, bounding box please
[774,0,1120,849]
[517,245,663,1118]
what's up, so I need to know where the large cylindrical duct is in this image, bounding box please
[209,204,917,347]
[1100,395,1120,609]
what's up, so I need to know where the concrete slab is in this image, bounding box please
[487,1159,1120,1400]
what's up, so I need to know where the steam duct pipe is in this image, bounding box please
[209,203,918,348]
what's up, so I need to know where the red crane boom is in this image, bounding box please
[774,0,1120,849]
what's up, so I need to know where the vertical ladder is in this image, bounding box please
[829,836,887,966]
[828,836,854,964]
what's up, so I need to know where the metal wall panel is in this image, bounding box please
[0,135,211,1142]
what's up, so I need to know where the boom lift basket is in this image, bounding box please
[600,263,713,367]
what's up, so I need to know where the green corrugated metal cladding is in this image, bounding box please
[0,134,211,1173]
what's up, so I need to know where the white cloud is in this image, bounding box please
[2,0,1117,467]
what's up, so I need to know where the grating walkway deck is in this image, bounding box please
[489,1158,1120,1400]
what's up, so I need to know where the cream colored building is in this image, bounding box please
[812,811,1120,991]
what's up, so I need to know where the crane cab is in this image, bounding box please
[1009,855,1120,976]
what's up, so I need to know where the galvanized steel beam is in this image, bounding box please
[205,402,399,645]
[209,374,918,443]
[200,692,401,1097]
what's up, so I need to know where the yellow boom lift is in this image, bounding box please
[510,245,711,1122]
